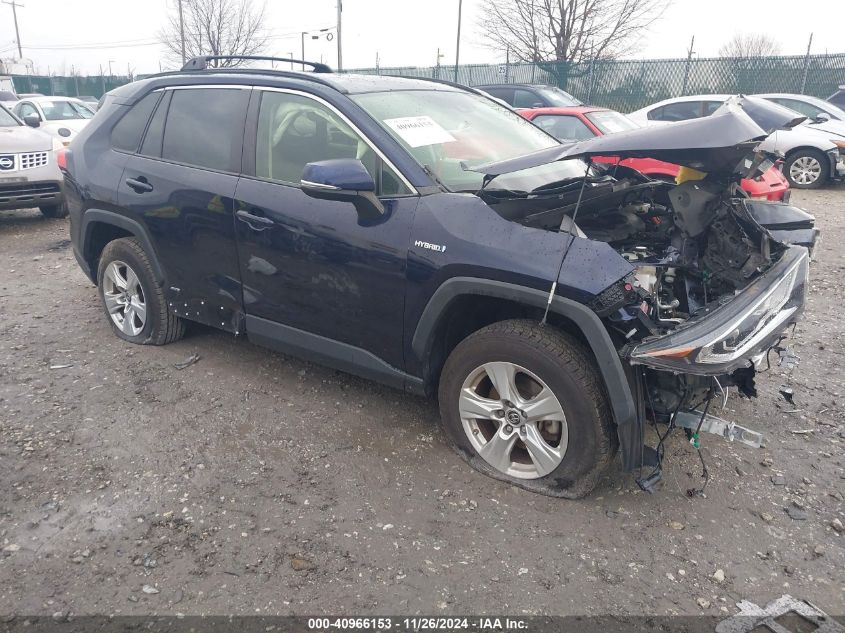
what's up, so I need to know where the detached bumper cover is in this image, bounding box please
[626,246,809,375]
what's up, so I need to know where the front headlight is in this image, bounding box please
[628,249,809,373]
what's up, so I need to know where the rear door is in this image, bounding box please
[233,87,419,375]
[117,85,250,331]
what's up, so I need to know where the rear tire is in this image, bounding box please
[97,237,185,345]
[784,149,829,189]
[39,202,68,218]
[437,319,616,498]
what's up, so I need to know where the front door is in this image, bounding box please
[234,88,419,375]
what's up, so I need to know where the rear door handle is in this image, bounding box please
[125,177,153,193]
[236,209,274,228]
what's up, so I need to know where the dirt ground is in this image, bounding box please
[1,186,843,618]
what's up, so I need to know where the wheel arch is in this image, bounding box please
[412,277,639,468]
[80,209,165,284]
[784,145,827,159]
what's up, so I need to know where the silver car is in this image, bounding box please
[629,94,845,189]
[0,103,66,217]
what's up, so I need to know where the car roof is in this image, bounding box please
[519,106,608,116]
[24,95,84,103]
[135,69,467,97]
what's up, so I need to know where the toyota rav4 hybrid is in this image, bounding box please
[63,58,818,498]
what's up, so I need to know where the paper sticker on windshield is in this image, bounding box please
[383,116,456,148]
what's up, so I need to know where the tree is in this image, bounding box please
[718,33,782,58]
[159,0,268,67]
[479,0,671,64]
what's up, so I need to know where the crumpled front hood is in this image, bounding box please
[472,96,805,178]
[0,125,54,152]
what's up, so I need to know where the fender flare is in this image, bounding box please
[80,209,166,284]
[412,277,641,470]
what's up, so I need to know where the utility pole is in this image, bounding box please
[2,0,24,58]
[177,0,186,65]
[454,0,463,82]
[682,35,695,95]
[108,59,114,76]
[800,33,814,94]
[336,0,342,71]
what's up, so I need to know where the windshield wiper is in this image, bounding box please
[423,164,450,191]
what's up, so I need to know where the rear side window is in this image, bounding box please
[140,91,171,157]
[161,88,250,172]
[111,92,161,152]
[485,87,513,105]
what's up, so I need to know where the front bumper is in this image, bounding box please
[626,246,809,375]
[0,179,63,211]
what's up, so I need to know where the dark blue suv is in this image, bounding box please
[65,58,816,497]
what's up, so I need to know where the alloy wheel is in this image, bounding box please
[102,260,147,337]
[789,155,822,185]
[458,361,568,479]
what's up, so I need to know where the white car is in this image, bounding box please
[0,103,66,217]
[12,96,95,147]
[754,92,845,137]
[629,94,845,189]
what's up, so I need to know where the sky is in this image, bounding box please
[0,0,843,76]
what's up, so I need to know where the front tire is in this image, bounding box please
[438,319,615,498]
[39,202,68,218]
[97,237,185,345]
[784,149,830,189]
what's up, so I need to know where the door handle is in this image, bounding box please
[125,177,153,193]
[236,209,274,228]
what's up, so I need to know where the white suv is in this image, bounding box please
[0,103,66,217]
[629,94,845,189]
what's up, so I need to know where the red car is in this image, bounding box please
[518,106,790,201]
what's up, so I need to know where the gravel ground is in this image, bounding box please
[0,186,843,618]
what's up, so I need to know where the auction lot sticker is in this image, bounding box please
[384,116,456,148]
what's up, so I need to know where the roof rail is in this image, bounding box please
[395,75,475,92]
[182,55,333,73]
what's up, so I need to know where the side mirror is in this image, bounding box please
[23,113,41,128]
[301,159,384,220]
[814,112,831,123]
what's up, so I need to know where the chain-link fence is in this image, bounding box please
[9,52,845,111]
[10,74,131,98]
[353,53,845,112]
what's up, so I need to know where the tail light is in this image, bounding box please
[56,148,69,172]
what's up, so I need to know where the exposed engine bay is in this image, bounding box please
[468,96,818,492]
[488,164,789,337]
[482,161,816,492]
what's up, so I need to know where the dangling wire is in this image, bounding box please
[687,384,716,497]
[541,158,592,326]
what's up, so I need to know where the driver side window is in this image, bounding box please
[18,102,38,119]
[255,91,410,196]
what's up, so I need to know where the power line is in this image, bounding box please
[23,41,161,51]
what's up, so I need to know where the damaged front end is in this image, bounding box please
[472,96,818,490]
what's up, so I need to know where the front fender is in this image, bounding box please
[412,277,641,471]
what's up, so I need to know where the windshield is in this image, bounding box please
[585,110,640,134]
[353,89,588,191]
[535,86,581,107]
[40,100,94,121]
[0,105,20,127]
